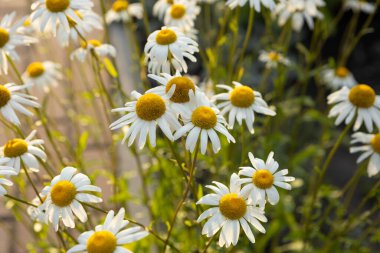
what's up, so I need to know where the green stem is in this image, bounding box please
[4,194,37,207]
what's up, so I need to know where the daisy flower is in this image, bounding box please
[258,50,290,69]
[197,173,267,247]
[22,61,63,92]
[67,208,149,253]
[213,81,276,134]
[174,91,235,154]
[0,12,38,75]
[110,89,181,149]
[40,167,102,231]
[0,159,17,196]
[164,0,200,31]
[327,84,380,132]
[153,0,173,20]
[144,26,199,74]
[350,132,380,177]
[239,152,295,207]
[0,130,46,174]
[70,39,116,62]
[226,0,276,11]
[0,83,40,125]
[345,0,376,14]
[30,0,94,36]
[17,18,41,37]
[106,0,143,24]
[321,66,357,90]
[27,187,48,222]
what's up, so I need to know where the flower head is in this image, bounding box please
[164,0,200,31]
[106,0,143,24]
[345,0,376,14]
[71,39,116,62]
[0,159,17,196]
[258,50,290,69]
[321,66,357,90]
[22,61,63,92]
[227,0,276,11]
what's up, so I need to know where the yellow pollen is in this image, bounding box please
[136,94,166,121]
[170,4,186,19]
[348,84,376,108]
[219,193,247,220]
[112,0,129,12]
[191,106,217,129]
[156,29,177,45]
[268,51,280,61]
[46,0,70,13]
[3,139,28,158]
[23,19,31,27]
[335,67,349,78]
[87,231,117,253]
[50,180,77,207]
[0,85,11,108]
[0,28,10,48]
[82,39,102,48]
[252,169,274,189]
[230,85,255,108]
[371,134,380,154]
[165,76,195,103]
[27,62,45,78]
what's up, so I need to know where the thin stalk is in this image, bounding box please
[4,194,37,207]
[22,165,43,203]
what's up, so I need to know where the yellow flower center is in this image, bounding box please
[0,85,11,108]
[81,39,102,48]
[170,4,186,19]
[3,139,28,158]
[371,134,380,154]
[23,19,31,27]
[50,180,77,207]
[156,29,177,45]
[268,51,280,62]
[348,84,376,108]
[191,106,217,129]
[167,0,173,3]
[335,67,349,78]
[46,0,70,13]
[27,62,45,78]
[136,93,166,121]
[0,28,10,48]
[230,85,255,108]
[112,0,129,12]
[87,231,117,253]
[165,76,195,103]
[219,193,247,220]
[252,169,274,189]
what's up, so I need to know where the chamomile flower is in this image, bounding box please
[106,0,143,24]
[153,0,174,20]
[40,167,102,231]
[17,18,41,37]
[70,39,116,62]
[321,66,357,90]
[213,81,276,134]
[226,0,276,11]
[0,162,17,196]
[0,83,40,125]
[0,12,38,75]
[328,84,380,132]
[258,50,290,69]
[197,173,267,247]
[0,130,46,174]
[239,152,295,207]
[174,91,235,154]
[27,187,48,222]
[350,132,380,177]
[110,89,181,149]
[30,0,94,36]
[144,26,198,74]
[67,208,149,253]
[164,0,200,31]
[345,0,376,14]
[22,61,63,92]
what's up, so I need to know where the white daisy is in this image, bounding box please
[67,208,149,253]
[106,0,143,24]
[30,0,94,37]
[0,159,17,196]
[350,132,380,177]
[345,0,376,14]
[0,12,38,75]
[0,83,40,125]
[238,152,295,207]
[22,61,63,92]
[174,91,235,154]
[321,66,357,90]
[197,173,267,247]
[328,84,380,132]
[153,0,173,20]
[110,89,181,149]
[0,130,46,174]
[70,39,116,62]
[164,0,200,31]
[16,18,41,37]
[213,81,276,134]
[40,166,102,231]
[144,26,198,74]
[227,0,276,11]
[27,187,48,222]
[258,50,290,69]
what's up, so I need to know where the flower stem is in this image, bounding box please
[4,194,37,207]
[22,164,43,203]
